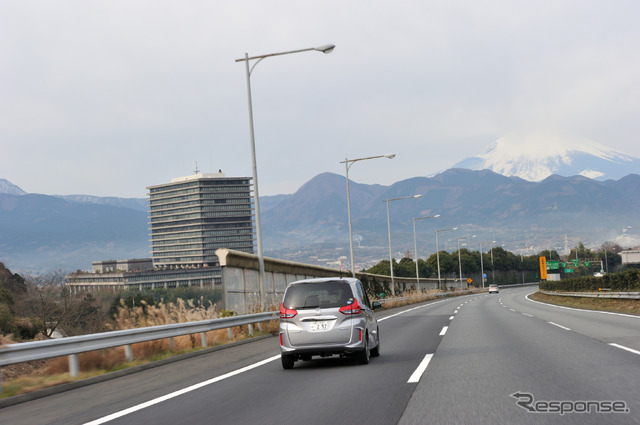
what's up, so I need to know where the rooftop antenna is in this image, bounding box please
[194,161,200,174]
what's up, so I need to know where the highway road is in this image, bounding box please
[2,286,639,424]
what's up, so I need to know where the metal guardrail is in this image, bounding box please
[1,284,538,391]
[0,282,545,397]
[2,289,473,381]
[540,290,640,300]
[0,311,278,384]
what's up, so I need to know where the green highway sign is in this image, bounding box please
[548,260,560,270]
[571,259,579,266]
[564,268,574,273]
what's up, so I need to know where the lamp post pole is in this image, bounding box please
[236,44,335,310]
[490,242,503,285]
[435,227,458,290]
[456,235,476,289]
[412,215,440,287]
[341,154,395,277]
[479,241,485,289]
[384,194,422,296]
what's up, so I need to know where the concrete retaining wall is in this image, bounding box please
[216,248,442,314]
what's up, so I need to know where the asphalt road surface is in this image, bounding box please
[2,286,639,424]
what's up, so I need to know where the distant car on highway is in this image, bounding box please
[279,277,381,369]
[488,284,499,294]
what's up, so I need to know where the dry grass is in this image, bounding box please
[1,298,278,399]
[2,291,472,398]
[530,292,640,316]
[376,288,472,309]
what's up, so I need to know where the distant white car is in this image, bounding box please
[488,284,499,294]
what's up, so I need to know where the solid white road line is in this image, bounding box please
[440,326,448,336]
[408,354,434,383]
[526,292,640,319]
[83,355,281,425]
[548,322,571,331]
[84,295,475,424]
[610,343,640,356]
[378,299,449,322]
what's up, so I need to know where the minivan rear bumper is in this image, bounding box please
[280,328,366,357]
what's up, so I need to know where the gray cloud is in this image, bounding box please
[1,0,638,197]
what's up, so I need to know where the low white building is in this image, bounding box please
[619,250,640,265]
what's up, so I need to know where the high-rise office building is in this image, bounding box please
[147,170,254,269]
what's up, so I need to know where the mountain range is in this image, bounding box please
[261,170,640,254]
[2,135,639,272]
[4,168,639,272]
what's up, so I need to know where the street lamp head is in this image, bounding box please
[434,214,441,218]
[315,44,336,54]
[413,194,422,199]
[384,153,396,159]
[453,227,458,231]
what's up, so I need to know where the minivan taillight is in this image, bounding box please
[280,303,298,319]
[339,299,362,315]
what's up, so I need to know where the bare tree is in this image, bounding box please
[20,269,70,337]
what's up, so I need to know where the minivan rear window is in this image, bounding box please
[283,281,353,309]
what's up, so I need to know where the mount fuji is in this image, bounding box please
[454,133,640,181]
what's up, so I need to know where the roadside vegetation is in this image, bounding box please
[364,242,623,285]
[530,292,640,316]
[533,267,640,316]
[0,262,279,399]
[539,268,640,292]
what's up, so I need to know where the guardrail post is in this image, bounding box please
[200,332,208,347]
[69,354,79,377]
[248,324,254,336]
[257,322,263,332]
[227,327,233,339]
[124,344,134,362]
[168,337,175,351]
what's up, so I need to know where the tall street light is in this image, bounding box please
[490,242,505,284]
[478,240,495,288]
[436,227,458,290]
[341,154,395,277]
[412,215,440,285]
[384,194,422,296]
[235,44,335,309]
[457,235,476,289]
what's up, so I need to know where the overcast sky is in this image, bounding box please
[1,1,639,198]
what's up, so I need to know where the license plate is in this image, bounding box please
[309,321,329,331]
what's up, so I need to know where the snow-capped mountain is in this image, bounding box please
[454,133,640,181]
[0,179,26,195]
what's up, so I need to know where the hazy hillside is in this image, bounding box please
[54,195,148,212]
[0,193,148,271]
[261,169,640,255]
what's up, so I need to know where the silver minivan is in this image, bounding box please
[279,277,381,369]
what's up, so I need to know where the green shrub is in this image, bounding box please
[540,269,640,292]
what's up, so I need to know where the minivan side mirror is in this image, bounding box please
[372,301,382,310]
